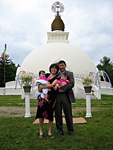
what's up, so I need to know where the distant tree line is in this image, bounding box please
[97,56,113,86]
[0,55,113,87]
[0,54,20,87]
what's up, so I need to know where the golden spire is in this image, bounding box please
[51,1,65,31]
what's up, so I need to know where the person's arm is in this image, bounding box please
[38,79,58,92]
[61,82,67,87]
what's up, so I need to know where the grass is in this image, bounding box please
[73,95,113,106]
[0,95,37,107]
[0,95,113,150]
[0,94,113,107]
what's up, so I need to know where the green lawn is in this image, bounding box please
[73,95,113,106]
[0,95,113,150]
[0,95,37,107]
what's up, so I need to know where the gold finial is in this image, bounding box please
[51,1,65,31]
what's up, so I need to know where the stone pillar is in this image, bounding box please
[21,89,24,99]
[85,93,92,117]
[24,93,31,118]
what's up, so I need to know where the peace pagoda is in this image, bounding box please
[5,2,101,99]
[17,1,97,77]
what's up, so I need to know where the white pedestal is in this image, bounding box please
[21,89,24,99]
[85,93,92,118]
[24,93,31,118]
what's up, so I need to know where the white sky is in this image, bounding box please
[0,0,113,66]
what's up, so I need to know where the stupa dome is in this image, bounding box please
[17,2,97,77]
[19,41,96,76]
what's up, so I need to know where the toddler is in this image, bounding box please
[54,72,69,92]
[35,70,50,101]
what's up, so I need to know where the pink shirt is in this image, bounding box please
[37,77,50,81]
[58,78,69,84]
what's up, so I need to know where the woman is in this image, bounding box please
[36,64,60,138]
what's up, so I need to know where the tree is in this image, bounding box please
[97,56,113,86]
[0,54,19,87]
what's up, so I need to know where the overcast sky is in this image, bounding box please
[0,0,113,66]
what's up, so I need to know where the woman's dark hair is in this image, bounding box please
[49,64,59,74]
[45,73,50,78]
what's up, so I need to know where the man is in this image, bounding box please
[55,60,75,136]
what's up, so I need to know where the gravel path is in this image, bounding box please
[0,106,110,117]
[0,106,86,117]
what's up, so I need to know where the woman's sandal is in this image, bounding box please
[39,135,43,138]
[48,134,54,138]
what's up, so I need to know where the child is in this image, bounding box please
[35,70,50,101]
[54,72,69,92]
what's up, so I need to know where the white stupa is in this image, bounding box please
[5,2,112,100]
[17,2,97,77]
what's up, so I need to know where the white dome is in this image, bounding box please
[19,42,97,76]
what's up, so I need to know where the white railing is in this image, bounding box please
[100,81,111,88]
[0,79,113,99]
[101,87,113,95]
[74,78,113,99]
[0,88,23,95]
[74,78,83,86]
[93,86,101,100]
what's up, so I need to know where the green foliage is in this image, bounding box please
[97,56,113,85]
[0,54,20,87]
[82,76,94,86]
[19,72,34,86]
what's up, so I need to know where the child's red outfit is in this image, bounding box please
[54,78,69,92]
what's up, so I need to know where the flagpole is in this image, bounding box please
[4,59,5,87]
[1,44,7,94]
[3,44,7,95]
[2,58,6,95]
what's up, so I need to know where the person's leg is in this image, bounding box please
[39,118,44,136]
[44,93,49,101]
[55,93,63,135]
[62,94,74,135]
[48,120,54,138]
